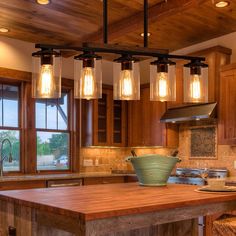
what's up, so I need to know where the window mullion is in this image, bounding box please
[45,100,47,129]
[2,84,3,127]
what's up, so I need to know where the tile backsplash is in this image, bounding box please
[80,147,174,173]
[80,124,236,177]
[178,124,236,176]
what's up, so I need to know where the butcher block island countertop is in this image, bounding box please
[0,183,236,236]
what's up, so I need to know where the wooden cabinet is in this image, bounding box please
[82,87,127,146]
[128,86,168,146]
[0,180,46,190]
[218,64,236,145]
[83,176,124,185]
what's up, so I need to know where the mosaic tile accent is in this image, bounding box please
[190,127,216,158]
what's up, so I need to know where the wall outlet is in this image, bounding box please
[83,159,93,167]
[234,160,236,169]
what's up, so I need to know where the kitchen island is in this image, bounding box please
[0,183,236,236]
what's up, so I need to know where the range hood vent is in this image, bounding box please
[160,102,217,123]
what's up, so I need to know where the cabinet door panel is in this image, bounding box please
[128,92,144,146]
[94,90,112,145]
[112,100,127,146]
[218,69,236,145]
[142,88,166,146]
[82,88,127,147]
[128,87,166,146]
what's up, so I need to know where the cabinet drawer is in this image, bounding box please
[83,176,124,185]
[0,180,46,190]
[124,176,138,183]
[47,179,83,188]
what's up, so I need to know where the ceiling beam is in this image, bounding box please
[79,0,207,44]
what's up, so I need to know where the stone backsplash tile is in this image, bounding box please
[80,147,174,173]
[178,124,236,176]
[80,124,236,177]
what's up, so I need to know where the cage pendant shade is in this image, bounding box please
[32,51,61,99]
[184,64,208,103]
[150,60,176,102]
[74,58,102,99]
[113,60,140,100]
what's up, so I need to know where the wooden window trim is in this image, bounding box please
[0,81,22,175]
[0,67,80,175]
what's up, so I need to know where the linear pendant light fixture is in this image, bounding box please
[32,0,208,102]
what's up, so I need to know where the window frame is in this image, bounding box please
[0,80,23,174]
[0,68,79,175]
[35,88,73,173]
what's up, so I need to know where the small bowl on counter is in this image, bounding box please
[207,178,226,190]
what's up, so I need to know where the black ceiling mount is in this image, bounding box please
[144,0,148,48]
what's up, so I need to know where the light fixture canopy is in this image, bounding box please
[140,32,151,37]
[214,1,229,8]
[113,54,140,100]
[184,60,208,103]
[36,0,51,5]
[74,52,102,99]
[150,57,176,102]
[32,48,61,99]
[0,28,9,33]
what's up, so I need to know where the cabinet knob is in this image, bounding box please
[8,226,16,236]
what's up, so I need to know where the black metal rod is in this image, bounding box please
[35,43,206,61]
[144,0,148,47]
[103,0,108,44]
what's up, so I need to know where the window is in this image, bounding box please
[0,84,20,172]
[36,92,70,171]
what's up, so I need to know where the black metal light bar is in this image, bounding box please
[103,0,108,44]
[35,43,206,62]
[144,0,148,48]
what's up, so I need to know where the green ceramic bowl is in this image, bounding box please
[126,154,180,186]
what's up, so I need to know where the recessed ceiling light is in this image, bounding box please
[36,0,51,5]
[215,1,229,8]
[0,28,9,33]
[140,32,151,37]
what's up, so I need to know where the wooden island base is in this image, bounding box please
[0,200,199,236]
[0,183,236,236]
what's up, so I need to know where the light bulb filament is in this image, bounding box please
[121,70,133,97]
[82,67,95,98]
[39,64,53,96]
[191,74,201,99]
[158,72,168,98]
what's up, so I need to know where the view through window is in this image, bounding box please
[36,93,69,170]
[0,84,20,172]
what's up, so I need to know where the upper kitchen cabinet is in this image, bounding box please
[81,87,127,147]
[167,46,232,108]
[128,86,168,147]
[218,63,236,145]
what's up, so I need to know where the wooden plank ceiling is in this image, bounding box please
[0,0,236,52]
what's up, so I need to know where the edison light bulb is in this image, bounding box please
[39,64,53,97]
[82,67,95,98]
[120,70,133,97]
[190,74,201,99]
[158,72,168,98]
